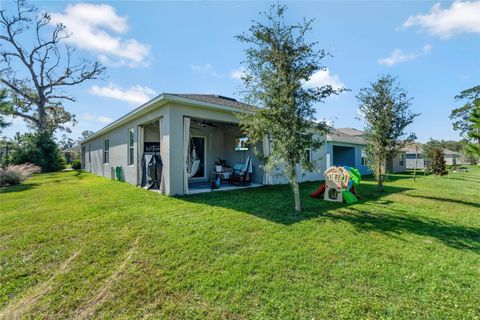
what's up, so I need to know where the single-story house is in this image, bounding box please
[443,149,460,166]
[328,128,407,174]
[405,148,460,169]
[62,144,81,163]
[80,94,374,196]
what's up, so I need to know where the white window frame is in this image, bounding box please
[103,139,110,164]
[361,148,367,166]
[304,148,312,162]
[127,128,135,166]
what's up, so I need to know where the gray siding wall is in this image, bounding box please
[444,154,457,165]
[388,152,406,173]
[270,136,328,185]
[81,102,168,188]
[406,153,425,169]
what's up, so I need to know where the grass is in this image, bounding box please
[1,168,479,319]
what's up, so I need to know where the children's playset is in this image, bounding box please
[310,166,362,204]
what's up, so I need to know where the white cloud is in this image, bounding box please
[304,68,344,90]
[191,63,221,77]
[229,66,247,80]
[50,3,151,67]
[81,113,113,123]
[378,44,432,66]
[403,1,480,38]
[98,116,113,123]
[88,83,157,105]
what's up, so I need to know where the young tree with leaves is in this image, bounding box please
[0,0,105,134]
[357,75,418,192]
[422,139,441,173]
[450,85,479,136]
[465,106,480,159]
[429,147,447,176]
[235,5,344,213]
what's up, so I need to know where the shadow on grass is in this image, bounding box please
[384,172,417,182]
[181,181,480,252]
[444,175,480,183]
[181,181,409,225]
[0,182,39,194]
[321,208,480,252]
[405,194,480,209]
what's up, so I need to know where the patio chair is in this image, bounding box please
[229,156,252,185]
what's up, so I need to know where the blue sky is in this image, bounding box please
[2,1,479,142]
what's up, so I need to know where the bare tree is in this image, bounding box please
[0,0,105,134]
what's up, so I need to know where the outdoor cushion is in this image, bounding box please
[233,163,244,171]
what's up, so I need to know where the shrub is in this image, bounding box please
[430,147,447,176]
[71,159,81,170]
[0,163,41,186]
[9,132,65,172]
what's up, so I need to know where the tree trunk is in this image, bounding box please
[377,162,384,192]
[413,147,418,182]
[37,101,47,133]
[288,163,301,213]
[292,179,301,213]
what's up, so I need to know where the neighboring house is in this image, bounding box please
[443,149,459,166]
[405,148,460,169]
[329,128,406,174]
[62,144,81,163]
[387,149,407,173]
[405,148,424,169]
[80,94,372,196]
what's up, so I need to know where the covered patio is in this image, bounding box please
[184,117,264,195]
[188,181,263,195]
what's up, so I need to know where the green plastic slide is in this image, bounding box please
[342,190,358,204]
[348,168,361,185]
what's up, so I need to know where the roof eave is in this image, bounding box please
[80,94,252,144]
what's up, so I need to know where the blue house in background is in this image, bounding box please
[325,128,407,175]
[325,128,372,175]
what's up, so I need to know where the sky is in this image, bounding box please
[1,0,479,142]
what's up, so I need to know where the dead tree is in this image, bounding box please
[0,0,105,134]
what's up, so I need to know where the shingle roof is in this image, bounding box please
[405,148,459,155]
[166,94,257,111]
[327,129,366,145]
[337,127,364,136]
[443,149,460,155]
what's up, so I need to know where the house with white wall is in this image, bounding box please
[81,94,375,195]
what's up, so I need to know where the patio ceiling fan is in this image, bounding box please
[194,120,219,128]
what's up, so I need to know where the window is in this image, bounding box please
[103,139,110,164]
[128,128,134,165]
[361,148,367,166]
[304,148,312,163]
[88,144,91,162]
[399,154,405,166]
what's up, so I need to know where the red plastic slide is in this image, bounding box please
[310,183,326,198]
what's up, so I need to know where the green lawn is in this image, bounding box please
[1,168,479,319]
